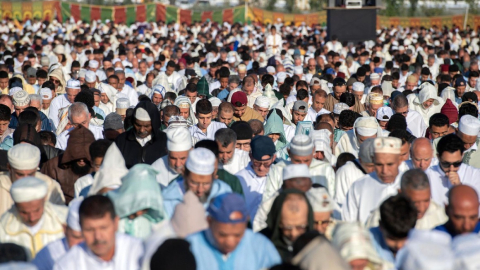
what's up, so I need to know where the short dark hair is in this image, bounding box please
[249,119,264,136]
[0,243,28,263]
[437,134,465,156]
[470,71,480,78]
[279,84,291,97]
[164,92,177,103]
[387,113,407,132]
[338,110,361,128]
[262,74,274,87]
[215,128,236,147]
[0,104,11,121]
[79,195,116,227]
[340,92,356,107]
[36,69,48,78]
[39,130,57,146]
[296,89,309,101]
[389,129,416,144]
[167,60,176,69]
[185,83,197,93]
[194,140,218,158]
[379,194,417,239]
[0,71,8,79]
[218,67,230,78]
[108,75,119,82]
[89,139,112,160]
[336,152,356,169]
[196,99,213,115]
[429,113,449,128]
[458,103,478,119]
[163,105,179,117]
[18,109,40,126]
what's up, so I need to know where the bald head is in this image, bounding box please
[447,185,479,235]
[410,138,434,171]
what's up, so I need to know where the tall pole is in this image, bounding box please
[464,5,469,30]
[244,0,248,24]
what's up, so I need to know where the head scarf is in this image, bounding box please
[262,189,314,262]
[174,96,197,126]
[49,67,67,94]
[107,164,165,239]
[88,143,128,196]
[264,109,287,151]
[152,73,173,93]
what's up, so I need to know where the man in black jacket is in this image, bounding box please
[115,101,167,168]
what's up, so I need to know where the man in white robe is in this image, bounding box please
[263,135,336,200]
[215,128,250,175]
[236,136,276,220]
[55,102,104,150]
[335,116,383,158]
[33,198,84,270]
[115,70,138,107]
[365,169,447,230]
[425,134,480,206]
[0,177,68,259]
[391,93,426,138]
[408,82,445,126]
[265,26,282,56]
[342,137,403,224]
[334,138,375,209]
[53,195,144,270]
[0,144,65,217]
[48,79,81,129]
[403,137,438,171]
[152,128,192,188]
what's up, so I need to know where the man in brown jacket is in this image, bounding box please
[41,125,95,203]
[230,91,264,123]
[324,78,347,112]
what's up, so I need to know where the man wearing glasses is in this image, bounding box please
[162,148,232,218]
[236,135,276,220]
[390,93,426,138]
[426,134,480,206]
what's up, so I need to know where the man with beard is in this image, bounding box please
[42,125,96,203]
[162,148,232,218]
[215,128,250,175]
[151,127,192,188]
[115,101,168,168]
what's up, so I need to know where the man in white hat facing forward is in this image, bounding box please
[0,177,68,258]
[0,144,65,217]
[342,137,403,224]
[48,79,82,129]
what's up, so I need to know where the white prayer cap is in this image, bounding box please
[209,97,222,107]
[396,230,454,270]
[266,66,276,74]
[78,69,86,79]
[166,127,192,152]
[53,44,65,54]
[10,176,48,203]
[352,82,365,93]
[168,115,188,129]
[116,98,130,109]
[39,88,52,100]
[67,197,83,232]
[228,56,236,63]
[289,135,314,156]
[377,106,393,121]
[135,107,151,121]
[282,164,310,181]
[399,45,405,51]
[185,148,215,175]
[8,144,40,170]
[306,187,334,212]
[66,79,81,90]
[459,115,480,136]
[331,222,384,267]
[12,90,30,107]
[333,103,350,115]
[294,66,303,75]
[89,60,99,69]
[85,70,97,83]
[112,58,121,65]
[8,87,22,96]
[355,117,380,137]
[254,96,270,109]
[276,72,287,83]
[370,73,380,80]
[451,233,480,269]
[367,93,383,105]
[374,137,401,154]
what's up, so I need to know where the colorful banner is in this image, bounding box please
[2,1,480,31]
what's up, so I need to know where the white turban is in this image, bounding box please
[185,148,215,175]
[459,115,480,136]
[11,177,48,203]
[354,116,381,137]
[166,127,192,152]
[8,144,40,170]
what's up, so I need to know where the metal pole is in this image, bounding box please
[464,5,469,30]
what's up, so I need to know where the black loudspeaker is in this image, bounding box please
[327,9,377,43]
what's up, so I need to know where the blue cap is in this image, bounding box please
[207,193,248,223]
[250,135,276,161]
[326,68,335,75]
[390,90,403,101]
[454,77,466,88]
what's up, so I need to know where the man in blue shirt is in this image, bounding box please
[434,185,480,238]
[187,193,281,270]
[369,194,417,264]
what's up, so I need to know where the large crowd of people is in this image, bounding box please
[0,15,480,269]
